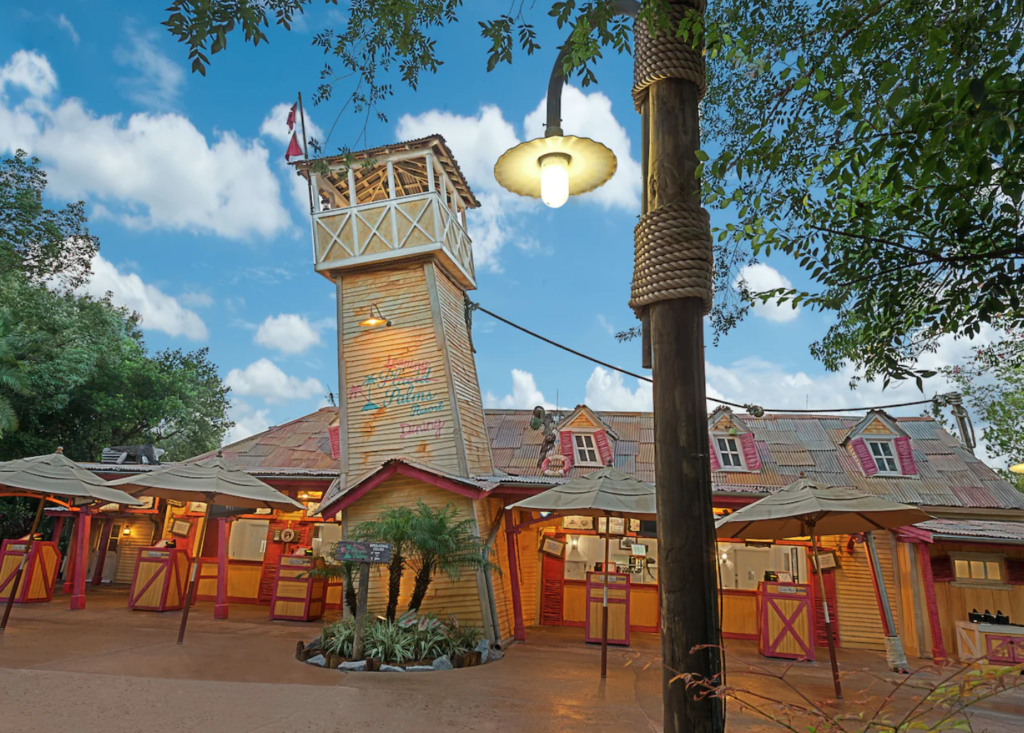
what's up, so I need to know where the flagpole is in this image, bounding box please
[297,92,315,215]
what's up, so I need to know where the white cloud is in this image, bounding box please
[179,291,214,308]
[224,399,271,444]
[78,254,208,340]
[0,50,291,241]
[596,314,615,337]
[0,50,58,97]
[523,86,641,211]
[114,24,185,111]
[254,313,322,354]
[225,358,325,403]
[484,369,554,409]
[584,367,653,411]
[735,263,800,323]
[54,15,80,46]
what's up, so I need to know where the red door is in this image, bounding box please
[540,539,565,626]
[810,569,840,648]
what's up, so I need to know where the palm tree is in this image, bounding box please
[353,505,416,622]
[0,311,27,437]
[407,501,497,613]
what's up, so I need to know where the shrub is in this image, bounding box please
[445,625,483,657]
[364,620,415,664]
[320,617,355,658]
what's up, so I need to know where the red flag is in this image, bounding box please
[285,132,303,159]
[286,103,297,131]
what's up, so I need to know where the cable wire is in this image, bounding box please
[471,301,937,416]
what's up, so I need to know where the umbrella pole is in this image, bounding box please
[601,527,609,679]
[178,499,212,645]
[1,495,47,632]
[811,527,842,699]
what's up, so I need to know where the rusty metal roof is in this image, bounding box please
[920,519,1024,543]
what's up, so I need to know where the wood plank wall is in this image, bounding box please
[477,498,515,640]
[820,533,900,651]
[114,520,156,585]
[344,474,487,626]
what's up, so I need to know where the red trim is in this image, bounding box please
[851,438,879,476]
[128,548,190,611]
[916,544,947,662]
[739,433,761,471]
[0,540,60,603]
[91,518,114,587]
[713,496,760,510]
[895,526,934,544]
[70,511,91,610]
[758,583,814,660]
[62,519,78,595]
[584,571,630,645]
[50,516,65,543]
[320,462,484,519]
[505,511,526,641]
[269,555,326,621]
[214,518,231,619]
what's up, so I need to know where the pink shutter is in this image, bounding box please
[594,430,613,466]
[894,436,917,475]
[708,437,721,471]
[851,438,879,476]
[328,425,340,460]
[931,556,954,583]
[559,431,574,468]
[739,433,760,471]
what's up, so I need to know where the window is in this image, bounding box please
[715,436,744,469]
[574,433,601,466]
[867,440,899,473]
[953,554,1004,584]
[228,519,270,562]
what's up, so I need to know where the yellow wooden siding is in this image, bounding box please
[114,520,156,585]
[480,498,515,640]
[340,264,461,474]
[567,413,597,429]
[344,475,486,626]
[895,540,925,657]
[863,418,894,435]
[818,534,900,651]
[434,265,494,476]
[517,527,539,626]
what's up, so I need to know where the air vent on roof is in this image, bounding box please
[100,445,165,465]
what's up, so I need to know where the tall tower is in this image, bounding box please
[298,136,494,486]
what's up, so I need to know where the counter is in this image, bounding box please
[0,539,61,604]
[129,548,191,611]
[270,555,326,621]
[955,620,1024,665]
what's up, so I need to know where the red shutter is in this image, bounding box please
[1007,559,1024,585]
[559,431,574,469]
[931,556,954,583]
[328,425,340,459]
[594,430,613,466]
[894,436,917,475]
[708,437,721,471]
[850,438,878,476]
[739,433,760,471]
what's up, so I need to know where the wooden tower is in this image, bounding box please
[297,136,494,486]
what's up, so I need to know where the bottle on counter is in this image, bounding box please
[983,609,996,624]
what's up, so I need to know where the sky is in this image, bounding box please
[0,2,1003,465]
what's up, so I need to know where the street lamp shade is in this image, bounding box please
[494,135,616,208]
[359,303,392,329]
[1011,462,1024,474]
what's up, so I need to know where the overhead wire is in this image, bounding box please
[469,301,937,416]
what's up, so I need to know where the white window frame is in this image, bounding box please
[713,434,747,471]
[951,553,1006,586]
[573,433,602,467]
[865,438,900,475]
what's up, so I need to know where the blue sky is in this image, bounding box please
[0,2,998,458]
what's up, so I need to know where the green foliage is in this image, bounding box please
[444,623,483,656]
[314,611,480,663]
[364,619,416,663]
[321,616,356,657]
[0,310,27,437]
[1,150,98,290]
[353,505,416,621]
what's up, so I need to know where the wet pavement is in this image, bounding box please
[0,587,1021,732]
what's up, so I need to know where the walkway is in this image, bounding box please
[0,588,1021,732]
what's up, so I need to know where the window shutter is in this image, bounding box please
[739,433,760,471]
[850,438,878,476]
[708,437,721,471]
[594,430,613,466]
[894,436,917,475]
[328,425,340,460]
[931,556,954,583]
[1007,559,1024,585]
[559,431,574,468]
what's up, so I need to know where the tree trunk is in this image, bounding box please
[408,563,433,612]
[385,551,404,622]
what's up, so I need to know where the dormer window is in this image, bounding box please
[867,440,899,474]
[574,434,602,467]
[715,436,745,469]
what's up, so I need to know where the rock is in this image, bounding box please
[304,639,321,651]
[475,639,491,662]
[306,654,326,667]
[431,655,454,671]
[487,648,504,663]
[338,660,367,672]
[380,664,405,673]
[405,665,435,672]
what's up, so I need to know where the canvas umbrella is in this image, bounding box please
[108,452,305,643]
[0,448,143,631]
[715,478,930,699]
[509,467,656,678]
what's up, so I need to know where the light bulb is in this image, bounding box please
[539,154,570,208]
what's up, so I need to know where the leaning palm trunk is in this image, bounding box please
[343,561,358,617]
[408,559,436,612]
[385,552,405,622]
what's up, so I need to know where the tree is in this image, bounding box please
[935,329,1024,491]
[406,501,494,613]
[353,505,416,622]
[163,1,1024,386]
[0,311,27,438]
[1,150,98,290]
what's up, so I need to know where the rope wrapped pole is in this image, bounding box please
[632,3,723,732]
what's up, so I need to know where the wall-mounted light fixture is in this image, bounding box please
[122,526,131,536]
[359,304,392,328]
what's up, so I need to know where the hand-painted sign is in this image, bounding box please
[333,541,394,564]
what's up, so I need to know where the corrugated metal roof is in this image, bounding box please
[921,519,1024,543]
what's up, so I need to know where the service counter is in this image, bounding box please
[0,539,61,604]
[270,555,326,621]
[128,548,190,611]
[956,620,1024,666]
[756,581,814,660]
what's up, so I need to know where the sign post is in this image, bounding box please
[333,541,393,660]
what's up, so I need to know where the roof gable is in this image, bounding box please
[556,405,619,440]
[842,410,908,444]
[708,406,753,435]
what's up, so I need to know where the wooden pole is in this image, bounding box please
[91,517,114,586]
[351,561,371,660]
[178,496,213,644]
[0,496,46,631]
[51,515,65,543]
[601,527,610,679]
[69,509,91,610]
[811,527,842,699]
[298,92,315,215]
[504,510,526,641]
[648,69,723,732]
